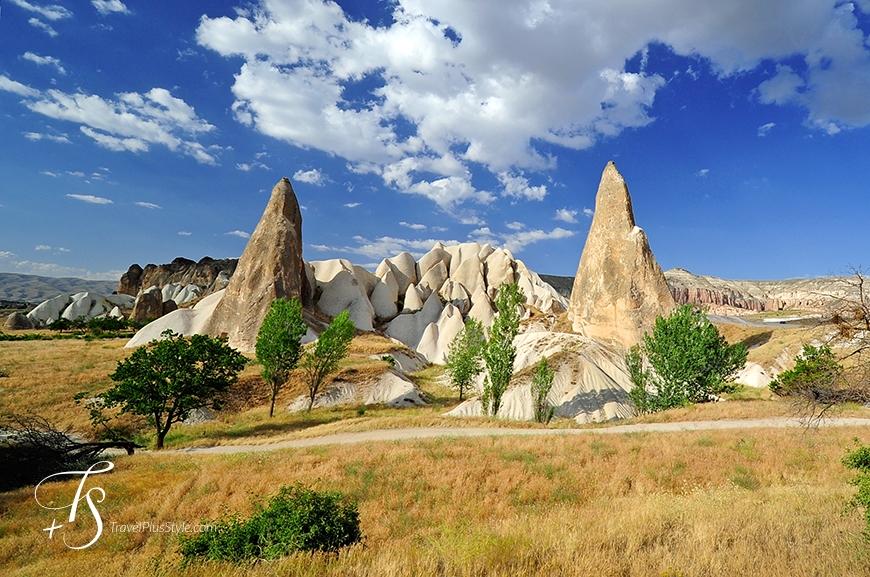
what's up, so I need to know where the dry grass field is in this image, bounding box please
[3,327,870,575]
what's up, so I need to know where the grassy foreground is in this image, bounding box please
[3,330,870,575]
[3,427,870,576]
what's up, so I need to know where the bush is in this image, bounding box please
[769,344,843,396]
[179,483,362,565]
[843,440,870,540]
[627,305,747,413]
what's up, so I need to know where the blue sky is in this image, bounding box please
[1,0,869,282]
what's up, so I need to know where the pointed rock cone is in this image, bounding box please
[567,161,674,348]
[204,177,309,351]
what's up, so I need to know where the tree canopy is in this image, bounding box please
[482,283,524,417]
[256,297,307,417]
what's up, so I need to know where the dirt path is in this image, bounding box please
[175,417,870,455]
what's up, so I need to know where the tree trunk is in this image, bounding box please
[156,432,165,450]
[269,392,276,418]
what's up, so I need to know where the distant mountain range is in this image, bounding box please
[0,273,116,304]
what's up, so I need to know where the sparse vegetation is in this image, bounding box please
[628,305,747,413]
[256,298,307,417]
[482,283,524,417]
[445,317,486,401]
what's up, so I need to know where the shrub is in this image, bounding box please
[769,344,843,396]
[843,440,870,540]
[178,483,362,565]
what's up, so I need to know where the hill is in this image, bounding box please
[0,272,116,303]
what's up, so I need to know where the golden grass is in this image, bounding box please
[3,427,870,576]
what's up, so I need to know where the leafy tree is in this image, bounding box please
[481,283,524,417]
[626,304,747,413]
[301,311,355,411]
[99,330,248,449]
[531,356,556,424]
[445,317,486,401]
[179,483,361,565]
[256,298,307,417]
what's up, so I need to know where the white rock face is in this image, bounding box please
[125,290,226,348]
[417,243,451,279]
[417,304,465,364]
[445,332,634,423]
[370,269,399,320]
[28,291,136,326]
[735,362,776,388]
[385,292,444,350]
[418,261,449,297]
[28,294,72,325]
[467,288,495,328]
[402,284,424,313]
[313,259,375,331]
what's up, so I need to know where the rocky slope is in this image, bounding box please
[117,257,237,297]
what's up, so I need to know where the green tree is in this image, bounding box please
[100,330,248,449]
[445,317,486,401]
[531,356,555,424]
[626,304,747,413]
[301,311,355,411]
[481,283,524,417]
[256,298,307,417]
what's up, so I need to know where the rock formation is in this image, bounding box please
[117,257,237,297]
[4,312,34,330]
[203,177,309,351]
[27,292,135,326]
[567,161,675,348]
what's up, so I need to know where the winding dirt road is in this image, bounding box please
[176,417,870,455]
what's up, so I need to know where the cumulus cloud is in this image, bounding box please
[196,0,870,216]
[28,18,58,37]
[225,230,251,239]
[293,168,326,186]
[0,251,16,259]
[24,131,70,143]
[696,168,710,177]
[313,235,462,260]
[344,202,361,208]
[35,245,51,251]
[0,79,218,164]
[92,0,129,15]
[757,122,776,137]
[236,161,270,171]
[178,231,192,236]
[66,194,113,204]
[35,245,69,253]
[135,202,161,209]
[583,208,595,218]
[399,222,428,230]
[22,52,66,74]
[10,260,122,280]
[10,0,72,20]
[554,208,578,224]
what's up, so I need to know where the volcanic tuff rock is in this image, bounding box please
[203,178,310,351]
[4,312,34,330]
[117,257,237,297]
[567,161,675,348]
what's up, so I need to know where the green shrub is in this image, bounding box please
[843,440,870,539]
[769,344,843,396]
[179,484,362,565]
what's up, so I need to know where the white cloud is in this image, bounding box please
[27,18,58,37]
[225,230,251,239]
[696,168,710,177]
[293,168,326,186]
[505,221,525,231]
[24,131,70,144]
[236,161,270,171]
[344,202,361,208]
[66,171,85,177]
[583,208,595,218]
[135,202,161,209]
[92,0,129,16]
[66,194,113,205]
[35,245,70,253]
[500,227,576,253]
[196,0,870,216]
[554,208,578,224]
[41,171,59,177]
[178,231,192,236]
[10,0,72,20]
[22,52,66,74]
[0,251,16,259]
[757,122,775,137]
[314,235,462,260]
[399,222,428,230]
[35,245,51,251]
[0,78,218,164]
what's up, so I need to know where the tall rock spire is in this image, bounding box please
[567,161,674,348]
[204,177,309,351]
